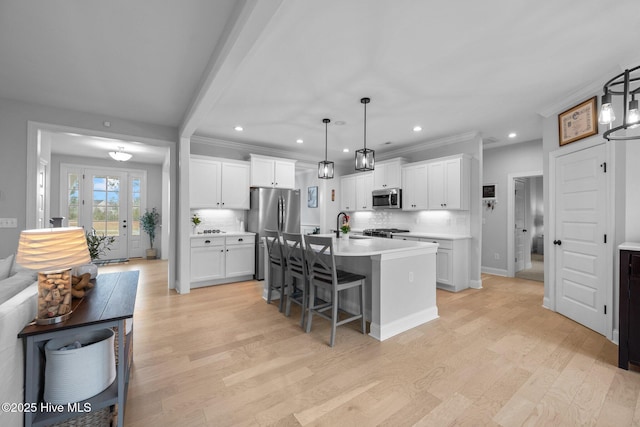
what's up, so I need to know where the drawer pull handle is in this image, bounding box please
[238,238,243,242]
[205,240,211,244]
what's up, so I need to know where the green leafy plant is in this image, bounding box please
[85,229,116,261]
[191,213,201,227]
[340,214,351,234]
[141,207,161,249]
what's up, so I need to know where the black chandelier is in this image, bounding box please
[355,97,375,171]
[318,118,334,179]
[599,65,640,141]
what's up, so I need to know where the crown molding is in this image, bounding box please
[191,134,319,164]
[375,131,481,160]
[483,137,543,151]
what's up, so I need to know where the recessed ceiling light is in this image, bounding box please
[508,132,517,138]
[335,121,346,126]
[343,148,349,153]
[296,139,303,144]
[234,126,243,131]
[413,126,422,132]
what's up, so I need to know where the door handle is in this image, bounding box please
[523,229,527,232]
[553,239,562,246]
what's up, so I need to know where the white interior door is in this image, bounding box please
[514,178,526,272]
[554,144,607,335]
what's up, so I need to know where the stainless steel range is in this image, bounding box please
[362,228,410,238]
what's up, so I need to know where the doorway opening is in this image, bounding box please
[507,171,543,281]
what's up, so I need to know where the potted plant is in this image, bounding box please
[141,207,160,259]
[340,215,351,239]
[77,228,115,278]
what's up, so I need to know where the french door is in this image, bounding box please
[61,165,146,260]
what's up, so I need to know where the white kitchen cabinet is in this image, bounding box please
[340,175,356,211]
[221,162,250,209]
[191,235,255,288]
[373,158,405,190]
[427,155,470,210]
[190,156,250,209]
[225,235,255,277]
[341,172,373,211]
[190,157,221,208]
[356,172,374,210]
[250,154,296,189]
[394,235,469,292]
[190,237,225,282]
[402,163,428,210]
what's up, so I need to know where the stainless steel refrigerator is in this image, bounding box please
[248,187,301,280]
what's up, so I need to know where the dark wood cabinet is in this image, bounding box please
[619,248,640,369]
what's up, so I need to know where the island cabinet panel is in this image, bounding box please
[250,154,296,189]
[427,155,470,210]
[340,172,373,211]
[394,235,469,292]
[190,156,250,209]
[373,158,405,190]
[402,163,428,210]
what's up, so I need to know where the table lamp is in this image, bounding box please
[16,227,91,325]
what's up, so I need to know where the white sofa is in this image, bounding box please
[0,255,37,427]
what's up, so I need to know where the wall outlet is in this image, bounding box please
[408,272,414,282]
[494,253,500,260]
[0,218,18,228]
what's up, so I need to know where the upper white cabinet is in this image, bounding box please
[250,154,296,189]
[190,156,250,209]
[355,172,374,210]
[340,172,373,211]
[340,175,356,211]
[402,163,428,211]
[427,155,470,210]
[373,158,405,190]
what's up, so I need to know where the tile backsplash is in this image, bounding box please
[348,210,470,235]
[191,209,247,232]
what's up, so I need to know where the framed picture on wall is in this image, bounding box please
[307,186,318,208]
[558,96,598,146]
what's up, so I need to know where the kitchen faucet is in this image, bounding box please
[336,211,347,238]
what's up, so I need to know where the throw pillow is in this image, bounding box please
[0,254,14,280]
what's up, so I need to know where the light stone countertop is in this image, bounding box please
[619,242,640,251]
[191,231,255,238]
[391,232,472,240]
[311,234,437,257]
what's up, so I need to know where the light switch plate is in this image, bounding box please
[0,218,18,228]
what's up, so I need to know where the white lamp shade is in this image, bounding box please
[16,227,91,271]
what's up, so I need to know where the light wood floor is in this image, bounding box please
[99,259,640,426]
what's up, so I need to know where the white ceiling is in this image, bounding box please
[2,1,640,165]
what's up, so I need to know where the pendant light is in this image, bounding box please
[598,65,640,140]
[355,97,375,171]
[109,146,132,162]
[318,118,334,179]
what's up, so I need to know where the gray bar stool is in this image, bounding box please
[264,229,287,312]
[303,235,366,347]
[281,232,309,328]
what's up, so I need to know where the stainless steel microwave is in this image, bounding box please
[372,188,402,209]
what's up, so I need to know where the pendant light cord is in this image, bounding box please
[363,101,367,150]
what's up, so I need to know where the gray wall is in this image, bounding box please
[0,97,176,258]
[482,140,543,273]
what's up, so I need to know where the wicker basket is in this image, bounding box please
[50,407,112,427]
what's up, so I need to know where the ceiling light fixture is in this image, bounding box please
[234,126,243,131]
[355,97,375,171]
[413,126,422,132]
[343,148,349,153]
[599,65,640,139]
[296,139,303,144]
[508,132,517,138]
[318,118,334,179]
[108,146,132,162]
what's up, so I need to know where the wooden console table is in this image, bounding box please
[19,270,139,427]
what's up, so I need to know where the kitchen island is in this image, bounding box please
[265,235,438,341]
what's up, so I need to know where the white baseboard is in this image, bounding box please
[612,329,619,345]
[469,279,483,289]
[481,266,508,276]
[369,306,439,341]
[542,297,552,310]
